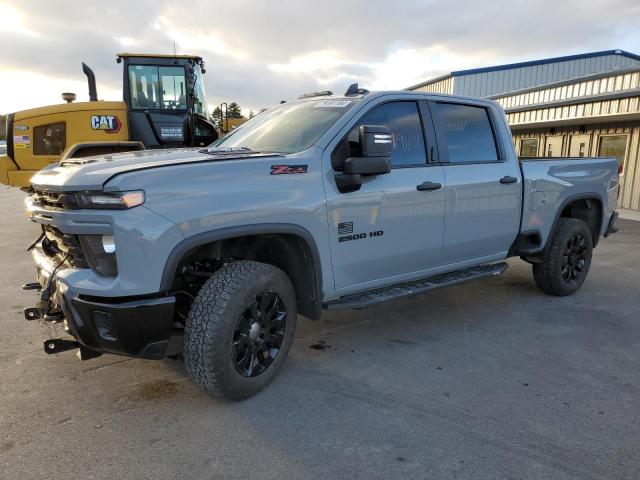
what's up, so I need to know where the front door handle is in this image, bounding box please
[499,175,518,184]
[416,181,442,191]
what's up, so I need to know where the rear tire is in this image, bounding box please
[532,218,593,296]
[184,261,297,400]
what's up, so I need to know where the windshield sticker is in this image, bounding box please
[14,135,30,148]
[313,100,352,109]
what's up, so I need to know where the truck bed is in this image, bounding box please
[518,156,619,251]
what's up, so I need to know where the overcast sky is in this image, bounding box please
[1,0,639,115]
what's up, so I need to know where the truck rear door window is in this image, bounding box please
[433,103,498,163]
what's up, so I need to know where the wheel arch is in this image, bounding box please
[160,224,324,320]
[514,193,605,258]
[553,193,604,248]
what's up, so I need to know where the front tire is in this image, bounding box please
[184,261,297,400]
[532,218,593,296]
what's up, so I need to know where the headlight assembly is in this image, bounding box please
[76,190,145,210]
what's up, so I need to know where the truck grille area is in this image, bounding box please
[42,225,89,269]
[31,189,80,210]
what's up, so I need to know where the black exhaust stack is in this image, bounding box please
[82,62,98,101]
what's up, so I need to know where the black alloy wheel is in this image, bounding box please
[232,292,287,377]
[561,233,588,284]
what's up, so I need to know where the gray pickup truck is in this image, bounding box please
[24,85,620,399]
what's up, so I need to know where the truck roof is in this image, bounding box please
[294,90,498,107]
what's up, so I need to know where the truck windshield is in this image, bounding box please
[211,99,357,154]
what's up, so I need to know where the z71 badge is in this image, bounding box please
[270,165,308,175]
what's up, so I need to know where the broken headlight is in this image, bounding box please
[79,235,118,277]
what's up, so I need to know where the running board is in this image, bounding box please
[324,262,508,310]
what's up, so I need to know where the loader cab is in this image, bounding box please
[118,53,218,148]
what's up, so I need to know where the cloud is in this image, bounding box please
[0,0,639,114]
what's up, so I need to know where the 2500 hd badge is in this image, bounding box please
[338,230,384,242]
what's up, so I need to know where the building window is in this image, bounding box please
[33,122,66,156]
[598,135,628,170]
[569,134,591,157]
[545,136,563,157]
[520,138,539,157]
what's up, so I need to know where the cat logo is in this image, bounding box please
[90,115,122,134]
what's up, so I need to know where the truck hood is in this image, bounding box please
[29,148,282,191]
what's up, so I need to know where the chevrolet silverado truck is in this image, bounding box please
[23,85,620,399]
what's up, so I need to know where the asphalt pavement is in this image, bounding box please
[1,185,638,480]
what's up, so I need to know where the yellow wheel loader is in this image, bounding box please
[1,53,218,187]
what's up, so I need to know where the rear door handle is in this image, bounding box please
[416,181,442,191]
[499,175,518,184]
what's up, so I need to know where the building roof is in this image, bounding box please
[407,49,640,91]
[452,49,640,77]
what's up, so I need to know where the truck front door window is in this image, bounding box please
[433,103,498,163]
[348,102,427,167]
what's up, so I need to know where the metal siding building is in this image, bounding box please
[407,50,640,211]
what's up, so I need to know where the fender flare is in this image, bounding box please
[512,192,606,257]
[537,192,605,254]
[159,223,325,316]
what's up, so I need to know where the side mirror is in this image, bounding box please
[360,124,393,159]
[335,125,392,193]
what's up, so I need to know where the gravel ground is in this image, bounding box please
[1,185,639,480]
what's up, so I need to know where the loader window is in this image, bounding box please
[33,122,66,156]
[159,67,187,110]
[192,67,207,115]
[129,65,189,110]
[128,65,160,110]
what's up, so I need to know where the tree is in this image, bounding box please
[227,102,243,119]
[211,106,222,123]
[248,110,255,119]
[0,114,6,141]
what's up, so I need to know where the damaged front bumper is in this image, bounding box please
[27,246,176,360]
